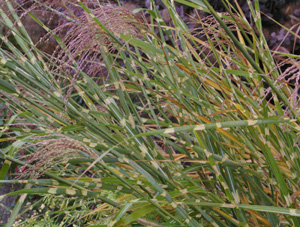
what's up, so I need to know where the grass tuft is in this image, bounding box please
[0,0,300,226]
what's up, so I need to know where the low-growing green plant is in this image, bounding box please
[1,0,300,226]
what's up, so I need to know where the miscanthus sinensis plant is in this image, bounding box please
[1,0,300,226]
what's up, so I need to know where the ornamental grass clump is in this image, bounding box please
[1,0,300,226]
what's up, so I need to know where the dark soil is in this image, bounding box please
[0,182,22,226]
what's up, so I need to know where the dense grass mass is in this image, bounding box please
[1,0,300,226]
